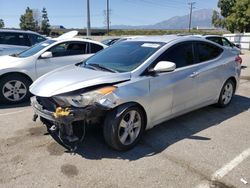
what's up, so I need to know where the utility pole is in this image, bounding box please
[86,0,91,36]
[106,0,110,35]
[188,2,195,32]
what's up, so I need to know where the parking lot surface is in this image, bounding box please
[0,53,250,188]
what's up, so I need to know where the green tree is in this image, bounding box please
[218,0,236,17]
[227,0,250,32]
[19,7,36,31]
[212,10,224,28]
[0,19,4,28]
[212,0,250,33]
[41,8,51,35]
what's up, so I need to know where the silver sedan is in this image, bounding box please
[30,35,242,151]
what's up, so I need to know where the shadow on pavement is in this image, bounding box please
[0,102,30,109]
[57,95,250,161]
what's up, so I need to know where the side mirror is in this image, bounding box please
[152,61,176,73]
[40,51,52,59]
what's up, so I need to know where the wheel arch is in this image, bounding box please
[0,72,33,84]
[227,76,237,93]
[115,101,148,129]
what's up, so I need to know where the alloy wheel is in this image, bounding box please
[222,82,233,105]
[118,110,142,145]
[2,80,27,102]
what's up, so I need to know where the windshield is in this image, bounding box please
[83,41,164,72]
[17,40,56,58]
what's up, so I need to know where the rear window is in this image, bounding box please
[206,37,223,46]
[89,43,104,53]
[29,34,46,45]
[0,32,31,46]
[196,42,223,63]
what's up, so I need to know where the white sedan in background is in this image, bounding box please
[197,35,241,55]
[0,36,107,104]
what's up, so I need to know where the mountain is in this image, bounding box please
[111,9,213,30]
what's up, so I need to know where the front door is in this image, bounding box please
[149,41,199,123]
[36,41,91,78]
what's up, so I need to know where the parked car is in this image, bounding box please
[0,29,47,56]
[102,36,145,46]
[30,35,241,151]
[0,37,107,104]
[200,35,241,55]
[101,38,121,46]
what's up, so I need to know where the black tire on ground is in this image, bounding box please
[0,74,32,104]
[216,79,235,108]
[103,104,146,151]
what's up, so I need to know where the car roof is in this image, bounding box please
[52,37,108,48]
[0,29,42,35]
[129,35,203,43]
[199,35,225,38]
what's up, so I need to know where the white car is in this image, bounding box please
[0,36,107,104]
[197,35,241,55]
[0,29,47,56]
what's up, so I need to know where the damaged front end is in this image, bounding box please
[31,86,118,151]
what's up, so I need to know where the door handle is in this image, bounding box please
[189,72,199,78]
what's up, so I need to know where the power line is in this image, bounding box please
[124,0,188,9]
[188,2,195,32]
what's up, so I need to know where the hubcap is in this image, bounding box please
[222,82,233,105]
[118,110,142,145]
[2,80,27,101]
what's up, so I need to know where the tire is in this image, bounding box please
[103,104,146,151]
[0,74,32,104]
[216,79,235,108]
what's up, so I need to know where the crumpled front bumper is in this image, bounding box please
[31,96,107,124]
[31,96,109,150]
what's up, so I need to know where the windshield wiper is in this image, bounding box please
[86,63,118,73]
[10,53,19,57]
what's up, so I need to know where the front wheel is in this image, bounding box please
[216,79,235,107]
[103,104,146,151]
[0,74,31,104]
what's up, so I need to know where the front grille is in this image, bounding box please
[36,97,57,112]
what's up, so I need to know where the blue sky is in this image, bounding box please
[0,0,218,28]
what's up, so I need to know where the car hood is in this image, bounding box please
[0,45,28,56]
[30,65,131,97]
[0,55,24,69]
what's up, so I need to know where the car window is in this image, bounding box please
[156,42,195,68]
[206,37,223,46]
[0,32,31,46]
[196,42,223,63]
[89,43,104,53]
[83,41,164,72]
[222,38,233,47]
[18,40,56,58]
[48,42,87,57]
[29,34,46,46]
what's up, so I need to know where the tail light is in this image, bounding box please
[235,55,242,64]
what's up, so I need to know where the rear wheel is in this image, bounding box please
[0,74,32,104]
[103,104,146,151]
[216,79,235,107]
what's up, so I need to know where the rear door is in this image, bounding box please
[194,41,224,103]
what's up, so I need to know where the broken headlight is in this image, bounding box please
[54,86,117,108]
